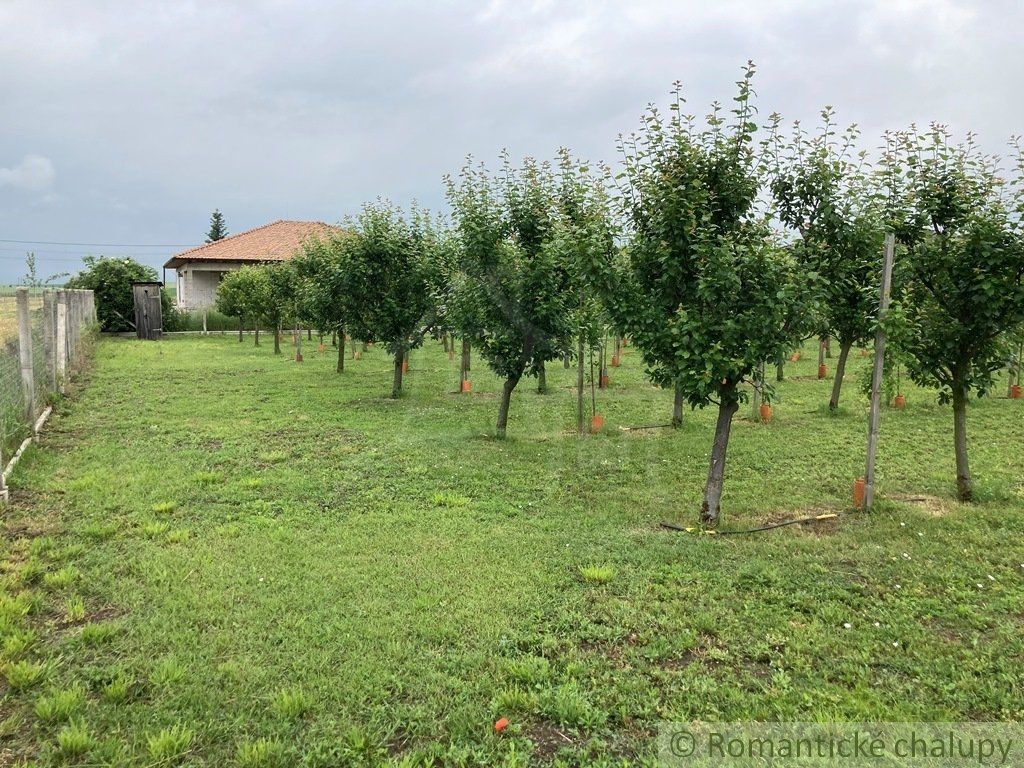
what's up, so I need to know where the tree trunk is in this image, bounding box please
[828,340,853,412]
[563,353,570,369]
[254,322,260,347]
[496,375,521,438]
[442,334,449,354]
[825,336,832,358]
[700,396,740,527]
[537,361,547,394]
[776,356,784,382]
[307,328,312,341]
[460,338,471,389]
[577,331,586,434]
[337,331,345,373]
[274,320,282,354]
[672,384,684,427]
[331,330,337,347]
[392,348,405,398]
[818,336,826,368]
[238,318,244,342]
[952,380,972,502]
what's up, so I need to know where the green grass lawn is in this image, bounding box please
[1,334,1023,766]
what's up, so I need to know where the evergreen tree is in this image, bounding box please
[206,209,228,242]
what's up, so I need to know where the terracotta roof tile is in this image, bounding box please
[164,220,340,269]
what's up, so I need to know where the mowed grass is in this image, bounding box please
[1,334,1023,766]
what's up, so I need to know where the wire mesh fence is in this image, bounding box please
[0,287,96,496]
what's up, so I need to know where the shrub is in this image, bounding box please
[66,256,172,333]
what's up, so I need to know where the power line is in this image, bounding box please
[0,252,171,264]
[0,246,172,256]
[0,238,198,247]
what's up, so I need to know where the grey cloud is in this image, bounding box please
[0,155,56,192]
[0,0,1020,281]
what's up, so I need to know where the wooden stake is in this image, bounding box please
[864,233,895,511]
[751,360,764,421]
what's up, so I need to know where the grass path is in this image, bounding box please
[1,335,1022,766]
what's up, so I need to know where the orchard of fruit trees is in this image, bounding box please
[216,63,1024,526]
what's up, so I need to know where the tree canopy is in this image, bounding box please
[600,63,816,524]
[768,109,886,410]
[883,126,1024,500]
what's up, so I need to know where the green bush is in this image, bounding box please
[67,256,173,333]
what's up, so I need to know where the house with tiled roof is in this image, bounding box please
[164,220,340,309]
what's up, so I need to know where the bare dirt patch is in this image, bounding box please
[889,493,955,517]
[524,721,576,761]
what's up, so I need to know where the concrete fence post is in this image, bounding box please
[16,288,35,424]
[0,447,7,503]
[42,290,56,392]
[70,290,79,363]
[56,289,68,386]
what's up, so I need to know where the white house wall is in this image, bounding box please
[175,261,248,310]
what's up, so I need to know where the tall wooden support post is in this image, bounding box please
[751,361,764,421]
[459,338,471,393]
[56,290,68,386]
[42,290,56,391]
[16,288,35,425]
[863,233,896,511]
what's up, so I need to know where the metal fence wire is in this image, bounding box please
[0,287,96,495]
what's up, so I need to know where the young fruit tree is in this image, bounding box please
[214,267,250,341]
[445,155,574,437]
[883,126,1024,501]
[555,149,617,434]
[768,109,886,411]
[331,202,435,398]
[215,265,267,345]
[259,262,298,355]
[599,65,815,525]
[292,233,352,372]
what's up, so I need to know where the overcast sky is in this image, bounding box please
[1,0,1019,282]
